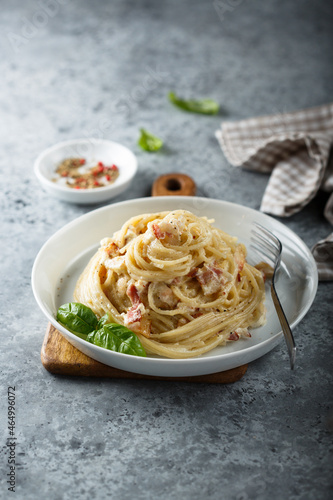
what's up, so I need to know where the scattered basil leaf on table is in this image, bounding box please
[87,324,146,357]
[138,128,163,152]
[56,302,98,335]
[56,303,146,357]
[168,91,219,115]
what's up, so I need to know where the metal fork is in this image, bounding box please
[250,222,297,370]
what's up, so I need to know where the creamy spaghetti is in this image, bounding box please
[74,210,266,358]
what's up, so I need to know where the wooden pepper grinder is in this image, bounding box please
[152,173,196,197]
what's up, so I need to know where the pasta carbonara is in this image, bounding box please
[74,210,266,358]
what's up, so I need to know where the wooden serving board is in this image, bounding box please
[41,324,248,383]
[41,174,248,383]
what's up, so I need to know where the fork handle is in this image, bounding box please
[271,284,297,370]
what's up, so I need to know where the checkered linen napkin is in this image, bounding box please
[215,103,333,280]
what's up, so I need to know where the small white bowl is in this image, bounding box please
[34,138,138,204]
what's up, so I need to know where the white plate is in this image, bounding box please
[31,197,318,377]
[34,138,137,204]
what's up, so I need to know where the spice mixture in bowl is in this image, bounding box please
[53,158,119,189]
[34,138,137,204]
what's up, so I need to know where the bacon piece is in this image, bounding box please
[105,242,119,258]
[127,281,149,306]
[159,284,176,307]
[125,284,142,324]
[154,283,178,309]
[152,223,165,240]
[235,328,251,338]
[125,283,151,337]
[152,220,182,245]
[126,283,140,306]
[195,264,225,295]
[134,279,149,306]
[188,268,198,278]
[126,306,142,323]
[192,309,203,318]
[228,332,240,341]
[228,328,251,341]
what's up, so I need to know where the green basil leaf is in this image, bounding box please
[138,128,163,152]
[56,302,98,335]
[96,313,110,330]
[87,324,146,357]
[168,91,219,115]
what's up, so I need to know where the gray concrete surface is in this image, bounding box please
[0,1,332,499]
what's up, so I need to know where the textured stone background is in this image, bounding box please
[0,1,332,499]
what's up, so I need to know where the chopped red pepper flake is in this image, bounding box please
[79,159,86,165]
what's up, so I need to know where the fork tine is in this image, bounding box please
[251,227,279,247]
[250,234,278,257]
[250,243,275,264]
[250,231,279,264]
[252,223,281,251]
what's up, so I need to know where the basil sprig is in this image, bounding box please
[138,128,163,152]
[168,91,219,115]
[56,302,146,357]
